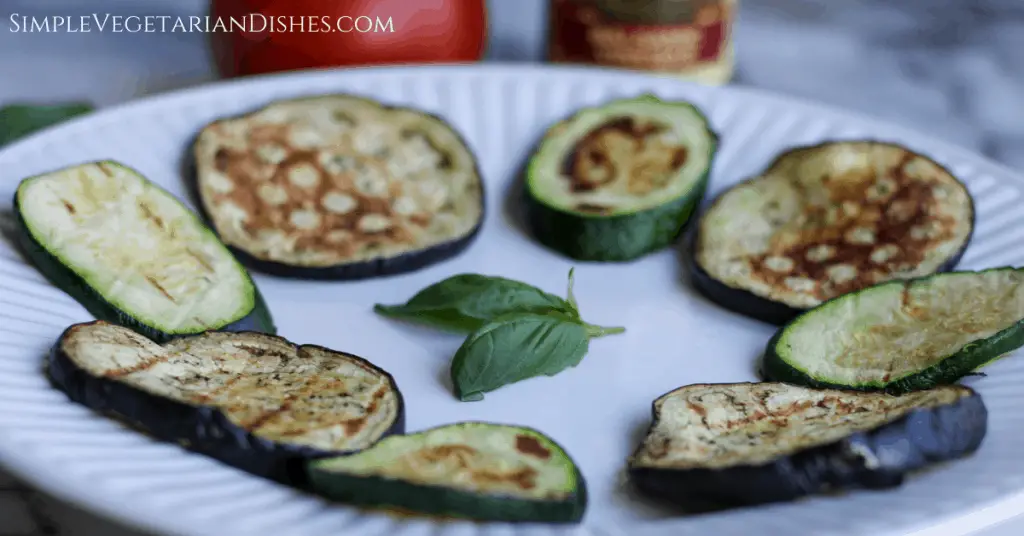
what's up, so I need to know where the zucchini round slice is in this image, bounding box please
[190,94,484,280]
[523,95,717,262]
[14,161,274,343]
[691,141,974,325]
[763,268,1024,393]
[307,422,587,523]
[628,382,986,511]
[48,321,404,484]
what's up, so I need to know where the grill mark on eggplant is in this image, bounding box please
[339,383,389,436]
[695,141,973,313]
[245,396,296,431]
[54,322,403,456]
[189,374,243,403]
[628,382,986,511]
[103,353,168,378]
[750,150,957,299]
[192,95,483,271]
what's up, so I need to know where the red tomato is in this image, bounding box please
[209,0,488,77]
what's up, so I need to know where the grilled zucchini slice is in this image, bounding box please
[49,321,404,484]
[524,95,716,262]
[628,382,986,511]
[191,94,484,280]
[763,268,1024,393]
[691,141,974,325]
[14,161,274,342]
[308,422,587,523]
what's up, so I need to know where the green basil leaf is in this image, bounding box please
[0,103,94,146]
[450,310,590,402]
[374,274,575,332]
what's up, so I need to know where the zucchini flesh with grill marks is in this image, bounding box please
[763,268,1024,393]
[524,95,716,262]
[190,94,484,280]
[49,321,404,484]
[14,160,274,342]
[691,141,974,325]
[308,422,586,523]
[628,382,986,511]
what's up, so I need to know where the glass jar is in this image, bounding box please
[548,0,737,85]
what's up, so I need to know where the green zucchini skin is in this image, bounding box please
[46,322,404,486]
[308,466,587,523]
[307,422,587,523]
[523,181,710,262]
[522,97,717,262]
[762,313,1024,395]
[12,191,275,344]
[761,268,1024,394]
[628,383,987,511]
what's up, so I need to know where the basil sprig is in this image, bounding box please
[373,273,577,332]
[451,269,624,401]
[375,268,625,401]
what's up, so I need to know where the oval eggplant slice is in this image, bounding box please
[190,94,484,280]
[627,382,986,511]
[48,321,404,484]
[691,141,974,325]
[763,268,1024,393]
[14,161,274,343]
[307,422,587,523]
[524,95,717,262]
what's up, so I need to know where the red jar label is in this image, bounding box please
[549,0,733,71]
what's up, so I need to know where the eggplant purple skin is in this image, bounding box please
[627,387,987,512]
[685,140,976,326]
[45,322,405,487]
[181,99,485,281]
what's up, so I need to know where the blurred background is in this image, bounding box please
[2,0,1023,169]
[0,0,1022,534]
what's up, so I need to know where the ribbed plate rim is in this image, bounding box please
[0,63,1022,536]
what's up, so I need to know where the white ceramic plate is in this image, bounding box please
[1,65,1023,536]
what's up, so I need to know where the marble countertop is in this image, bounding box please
[1,0,1022,534]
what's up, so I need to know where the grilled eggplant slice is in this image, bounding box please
[628,382,986,511]
[691,141,974,325]
[524,95,716,262]
[49,321,404,484]
[763,268,1024,393]
[191,94,484,280]
[14,161,274,343]
[308,422,587,523]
